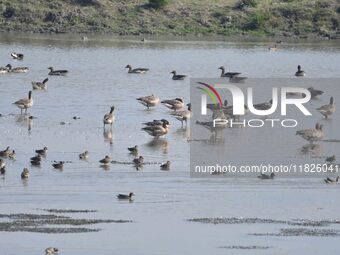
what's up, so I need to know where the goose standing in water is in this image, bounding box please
[296,123,324,144]
[161,98,184,111]
[258,172,275,179]
[317,97,335,119]
[13,91,33,114]
[6,64,28,73]
[48,67,68,76]
[142,121,170,138]
[11,52,24,60]
[218,66,241,78]
[170,103,192,127]
[125,65,149,74]
[136,95,160,109]
[79,151,89,160]
[171,70,186,80]
[295,65,305,76]
[117,192,134,200]
[21,168,29,179]
[308,87,324,98]
[324,176,339,184]
[103,106,115,128]
[32,78,48,90]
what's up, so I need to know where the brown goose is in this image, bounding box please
[125,65,149,74]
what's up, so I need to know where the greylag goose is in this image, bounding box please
[258,172,275,179]
[117,192,134,200]
[99,156,111,165]
[45,247,59,254]
[295,65,305,76]
[296,123,324,144]
[128,145,138,154]
[317,97,335,119]
[218,66,241,78]
[11,52,24,60]
[32,78,48,90]
[79,151,89,160]
[161,98,184,111]
[143,119,169,127]
[125,64,149,74]
[136,95,160,109]
[21,168,29,179]
[6,64,28,73]
[142,121,170,138]
[325,155,336,163]
[103,106,115,128]
[308,87,323,98]
[52,161,64,169]
[170,103,192,126]
[171,70,186,80]
[48,67,68,76]
[35,147,48,156]
[324,176,339,184]
[13,91,33,114]
[160,161,171,170]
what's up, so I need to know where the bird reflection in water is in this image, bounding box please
[15,114,34,133]
[146,139,169,154]
[103,128,114,146]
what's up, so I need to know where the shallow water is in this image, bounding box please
[0,34,340,254]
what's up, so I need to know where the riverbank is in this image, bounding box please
[0,0,339,39]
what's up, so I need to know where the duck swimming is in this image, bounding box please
[21,168,29,179]
[296,123,324,144]
[325,155,336,163]
[6,64,29,73]
[160,161,171,170]
[308,87,324,98]
[142,121,170,138]
[128,145,138,154]
[324,176,339,184]
[52,161,64,170]
[45,247,59,254]
[218,66,241,78]
[161,98,184,111]
[295,65,305,77]
[258,172,275,179]
[35,147,48,156]
[11,52,24,60]
[125,64,149,74]
[32,78,48,90]
[48,67,68,76]
[171,70,186,80]
[103,106,115,128]
[13,91,33,114]
[133,156,144,166]
[99,155,111,165]
[79,151,89,160]
[317,97,335,119]
[136,95,160,109]
[117,192,134,200]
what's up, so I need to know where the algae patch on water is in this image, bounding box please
[0,213,132,233]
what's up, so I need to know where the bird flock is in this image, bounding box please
[0,52,339,207]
